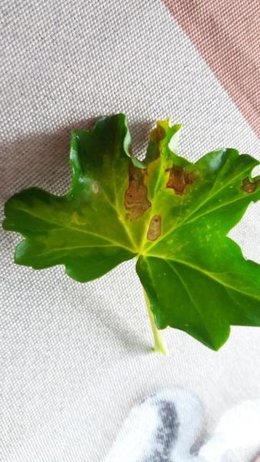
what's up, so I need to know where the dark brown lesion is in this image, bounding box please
[124,164,151,219]
[150,125,166,143]
[241,177,260,193]
[147,215,161,241]
[166,166,195,195]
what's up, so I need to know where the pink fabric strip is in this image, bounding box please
[164,0,260,137]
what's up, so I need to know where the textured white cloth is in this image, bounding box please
[1,1,260,461]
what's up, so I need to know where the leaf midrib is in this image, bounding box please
[143,254,260,301]
[99,183,137,249]
[145,167,258,254]
[182,161,256,225]
[13,205,136,253]
[166,259,213,335]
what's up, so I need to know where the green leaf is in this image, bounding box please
[3,114,260,350]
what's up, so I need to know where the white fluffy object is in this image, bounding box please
[103,388,203,462]
[199,400,260,462]
[104,390,260,462]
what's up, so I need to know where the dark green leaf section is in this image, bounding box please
[139,127,260,349]
[137,242,260,349]
[3,114,260,349]
[3,114,136,282]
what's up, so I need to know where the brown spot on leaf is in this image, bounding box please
[147,215,161,241]
[150,125,166,143]
[166,166,195,195]
[124,165,151,219]
[241,177,260,193]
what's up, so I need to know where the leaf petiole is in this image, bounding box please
[144,291,168,356]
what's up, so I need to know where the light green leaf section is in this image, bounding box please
[3,114,260,349]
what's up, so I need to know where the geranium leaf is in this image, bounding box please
[3,114,260,350]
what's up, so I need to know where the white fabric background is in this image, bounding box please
[1,1,259,461]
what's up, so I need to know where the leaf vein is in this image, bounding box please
[147,254,260,301]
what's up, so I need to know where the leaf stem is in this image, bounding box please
[144,291,169,355]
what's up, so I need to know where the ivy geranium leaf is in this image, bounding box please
[3,114,260,350]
